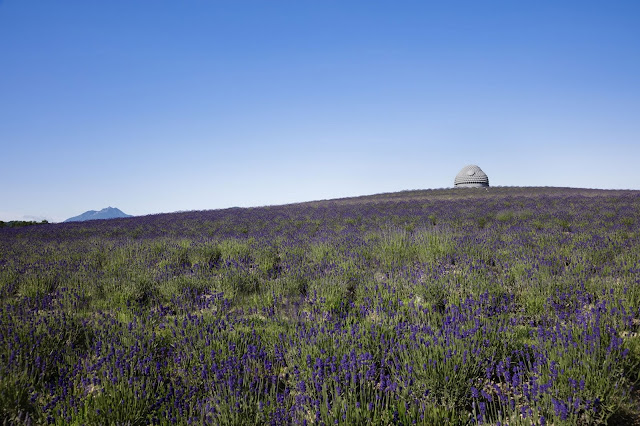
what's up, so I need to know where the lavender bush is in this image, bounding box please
[1,187,639,424]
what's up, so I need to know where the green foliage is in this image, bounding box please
[218,238,251,261]
[308,241,337,264]
[256,245,281,276]
[496,210,514,222]
[0,219,48,228]
[414,228,455,263]
[0,373,39,423]
[72,379,158,425]
[557,218,572,232]
[477,215,489,228]
[376,228,454,270]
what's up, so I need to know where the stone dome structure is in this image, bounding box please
[454,165,489,188]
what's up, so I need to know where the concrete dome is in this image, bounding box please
[454,165,489,188]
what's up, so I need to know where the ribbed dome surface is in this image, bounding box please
[454,165,489,187]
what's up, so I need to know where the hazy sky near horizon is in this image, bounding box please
[1,1,639,222]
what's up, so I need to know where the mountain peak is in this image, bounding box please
[64,207,132,223]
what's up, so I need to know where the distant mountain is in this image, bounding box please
[64,207,132,223]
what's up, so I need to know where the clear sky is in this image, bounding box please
[1,1,639,222]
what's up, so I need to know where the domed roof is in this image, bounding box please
[454,165,489,187]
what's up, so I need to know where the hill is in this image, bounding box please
[1,187,640,423]
[64,207,132,222]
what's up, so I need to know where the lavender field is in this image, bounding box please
[1,187,639,425]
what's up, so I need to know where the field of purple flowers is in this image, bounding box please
[1,187,639,425]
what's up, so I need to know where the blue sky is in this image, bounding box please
[1,1,639,222]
